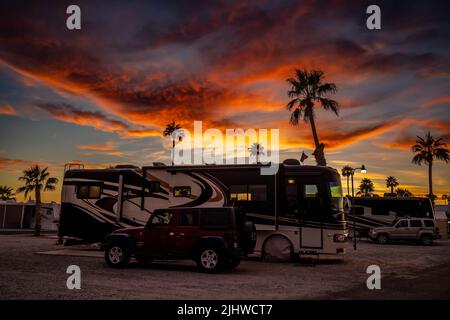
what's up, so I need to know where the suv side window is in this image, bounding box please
[150,211,173,225]
[177,211,198,226]
[424,220,435,227]
[410,220,422,227]
[200,208,233,230]
[396,220,409,228]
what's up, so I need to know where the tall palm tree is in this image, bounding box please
[341,166,353,196]
[249,143,264,164]
[286,69,339,166]
[0,185,15,200]
[357,178,374,197]
[442,194,449,205]
[163,121,182,166]
[385,176,399,194]
[16,165,58,236]
[411,132,449,201]
[396,188,413,197]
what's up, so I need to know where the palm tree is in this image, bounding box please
[411,132,449,201]
[0,185,15,200]
[249,143,264,164]
[16,165,58,236]
[357,178,374,197]
[286,69,339,166]
[341,166,353,196]
[385,176,399,194]
[396,188,413,197]
[442,194,449,205]
[163,121,182,166]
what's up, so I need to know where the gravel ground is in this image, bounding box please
[0,234,449,299]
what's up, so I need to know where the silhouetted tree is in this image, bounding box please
[17,165,58,236]
[163,121,182,166]
[412,131,449,201]
[0,185,15,200]
[286,69,339,166]
[385,176,399,194]
[357,178,375,197]
[341,166,353,196]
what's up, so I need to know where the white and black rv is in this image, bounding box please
[59,160,348,259]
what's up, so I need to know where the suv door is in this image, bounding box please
[144,210,174,254]
[408,219,423,239]
[166,210,200,257]
[390,219,410,239]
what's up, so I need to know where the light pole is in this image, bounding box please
[350,164,366,250]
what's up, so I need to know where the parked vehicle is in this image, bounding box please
[369,218,440,245]
[101,207,256,272]
[59,160,348,261]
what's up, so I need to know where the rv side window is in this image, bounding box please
[174,186,191,197]
[248,185,267,201]
[230,185,248,201]
[230,185,267,201]
[77,185,102,199]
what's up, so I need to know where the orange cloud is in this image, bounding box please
[78,141,117,151]
[421,96,450,108]
[0,158,53,174]
[0,104,16,115]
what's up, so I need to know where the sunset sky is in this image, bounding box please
[0,0,449,203]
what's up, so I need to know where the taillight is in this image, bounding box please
[333,234,346,242]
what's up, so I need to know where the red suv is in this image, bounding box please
[101,207,256,272]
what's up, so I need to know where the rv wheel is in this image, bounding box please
[376,234,388,245]
[262,235,293,262]
[105,244,130,268]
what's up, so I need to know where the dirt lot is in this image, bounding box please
[0,234,449,299]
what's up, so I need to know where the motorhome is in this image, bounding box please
[347,197,435,237]
[59,160,348,260]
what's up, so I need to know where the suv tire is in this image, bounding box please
[105,244,130,268]
[376,234,388,245]
[197,247,223,273]
[420,234,433,246]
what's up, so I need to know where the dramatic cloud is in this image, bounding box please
[34,102,160,137]
[0,104,16,115]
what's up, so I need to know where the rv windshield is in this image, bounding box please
[329,181,344,212]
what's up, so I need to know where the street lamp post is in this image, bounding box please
[350,165,366,250]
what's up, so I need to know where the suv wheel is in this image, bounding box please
[420,234,433,246]
[197,247,223,273]
[105,244,130,268]
[376,234,388,245]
